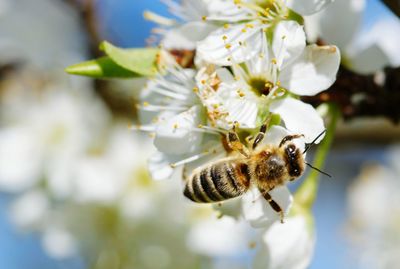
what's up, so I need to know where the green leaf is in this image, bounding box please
[65,57,139,79]
[100,41,159,76]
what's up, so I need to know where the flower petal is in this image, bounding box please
[270,97,325,144]
[197,22,263,66]
[346,18,400,74]
[162,22,217,50]
[241,186,293,228]
[280,44,340,96]
[154,105,204,155]
[258,125,305,153]
[148,151,180,181]
[286,0,333,16]
[206,0,253,22]
[187,216,250,256]
[253,216,315,269]
[273,21,306,69]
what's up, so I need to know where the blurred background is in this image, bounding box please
[0,0,399,268]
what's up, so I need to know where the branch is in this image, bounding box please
[381,0,400,18]
[302,66,400,124]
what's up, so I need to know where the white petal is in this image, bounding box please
[206,0,253,22]
[258,125,305,153]
[241,186,293,228]
[162,22,217,50]
[270,97,325,144]
[253,216,315,269]
[42,226,77,259]
[9,189,49,229]
[273,21,306,69]
[315,0,365,49]
[346,18,400,73]
[0,128,42,192]
[280,44,340,96]
[154,105,203,155]
[187,216,250,257]
[148,151,180,181]
[197,22,263,66]
[286,0,333,16]
[347,44,390,75]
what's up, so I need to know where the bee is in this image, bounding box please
[183,119,328,222]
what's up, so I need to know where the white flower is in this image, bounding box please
[199,21,339,142]
[306,0,400,74]
[253,215,315,269]
[0,88,109,194]
[197,0,333,65]
[347,156,400,269]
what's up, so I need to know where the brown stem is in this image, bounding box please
[302,66,400,123]
[381,0,400,18]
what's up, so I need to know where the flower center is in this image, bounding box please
[248,77,274,96]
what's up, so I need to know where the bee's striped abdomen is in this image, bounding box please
[184,159,251,203]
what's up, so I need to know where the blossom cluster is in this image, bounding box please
[139,0,339,224]
[134,0,341,267]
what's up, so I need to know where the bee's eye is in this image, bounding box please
[287,144,296,153]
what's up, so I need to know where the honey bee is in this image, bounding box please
[183,119,328,222]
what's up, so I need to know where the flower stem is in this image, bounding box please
[294,103,341,209]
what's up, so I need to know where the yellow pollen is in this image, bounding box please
[197,124,203,128]
[223,24,230,29]
[201,16,207,21]
[237,90,245,97]
[173,123,179,129]
[271,58,278,64]
[192,87,199,93]
[222,35,228,40]
[225,44,232,49]
[143,101,149,107]
[201,79,206,84]
[245,23,254,28]
[241,28,247,33]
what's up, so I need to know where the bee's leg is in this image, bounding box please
[252,116,272,149]
[279,134,304,148]
[263,191,284,224]
[227,122,250,158]
[182,165,188,181]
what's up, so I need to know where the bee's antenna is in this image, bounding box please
[303,129,326,154]
[305,162,332,178]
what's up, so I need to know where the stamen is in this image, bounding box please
[143,11,176,26]
[170,147,220,167]
[130,124,157,132]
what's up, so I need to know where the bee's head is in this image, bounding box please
[283,143,305,178]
